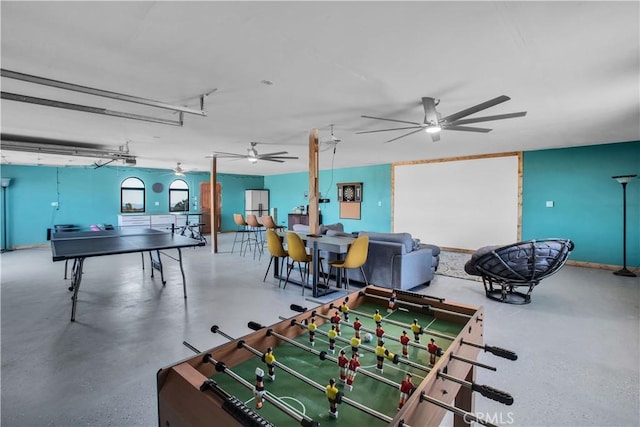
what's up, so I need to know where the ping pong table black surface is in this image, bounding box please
[51,228,205,321]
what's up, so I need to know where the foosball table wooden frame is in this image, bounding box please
[157,285,515,427]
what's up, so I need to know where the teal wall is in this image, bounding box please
[264,164,392,233]
[522,141,640,267]
[0,164,263,246]
[2,141,638,270]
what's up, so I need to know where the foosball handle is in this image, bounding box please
[485,345,518,361]
[290,304,307,313]
[248,321,264,331]
[471,383,514,406]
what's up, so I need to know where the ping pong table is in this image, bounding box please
[51,227,206,321]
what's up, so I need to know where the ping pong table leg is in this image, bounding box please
[149,250,166,285]
[70,257,86,321]
[177,248,187,298]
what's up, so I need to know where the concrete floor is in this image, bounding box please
[1,233,638,427]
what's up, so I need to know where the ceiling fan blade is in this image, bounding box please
[257,151,289,157]
[263,156,299,160]
[260,158,285,163]
[361,115,422,126]
[451,111,527,125]
[212,152,246,158]
[383,127,426,144]
[421,97,439,124]
[356,125,422,135]
[441,95,511,123]
[443,125,492,133]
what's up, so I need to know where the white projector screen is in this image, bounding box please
[393,154,520,251]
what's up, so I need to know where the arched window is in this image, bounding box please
[121,177,146,213]
[169,179,189,212]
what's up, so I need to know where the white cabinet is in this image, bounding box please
[245,190,269,223]
[150,215,175,231]
[118,215,151,227]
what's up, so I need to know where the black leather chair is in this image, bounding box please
[464,239,574,304]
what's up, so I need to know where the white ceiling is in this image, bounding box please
[1,1,639,176]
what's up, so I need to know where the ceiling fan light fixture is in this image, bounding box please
[425,124,442,133]
[248,157,258,164]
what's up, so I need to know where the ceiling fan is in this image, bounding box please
[173,162,185,176]
[357,95,527,143]
[213,142,299,163]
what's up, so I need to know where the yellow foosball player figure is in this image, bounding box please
[327,325,338,354]
[398,372,415,410]
[373,309,383,326]
[326,378,342,419]
[337,350,349,383]
[262,347,276,381]
[411,319,423,343]
[340,298,350,322]
[307,317,317,347]
[253,367,266,409]
[350,334,361,358]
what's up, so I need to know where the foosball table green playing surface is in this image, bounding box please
[157,286,517,427]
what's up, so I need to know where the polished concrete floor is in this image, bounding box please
[1,233,638,427]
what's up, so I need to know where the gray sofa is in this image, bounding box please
[292,223,439,290]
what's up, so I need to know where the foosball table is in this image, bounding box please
[157,286,517,427]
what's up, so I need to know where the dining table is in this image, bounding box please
[275,231,355,297]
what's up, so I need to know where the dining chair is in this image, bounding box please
[263,229,289,288]
[231,213,250,254]
[285,232,324,296]
[244,214,265,259]
[261,215,286,232]
[326,235,370,292]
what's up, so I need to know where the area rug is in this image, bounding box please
[436,251,482,282]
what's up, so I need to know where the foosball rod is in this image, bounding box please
[326,303,457,341]
[285,317,513,406]
[361,291,473,319]
[247,321,400,390]
[211,325,400,426]
[183,341,318,427]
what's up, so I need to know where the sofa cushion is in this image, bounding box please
[319,223,344,234]
[359,231,414,253]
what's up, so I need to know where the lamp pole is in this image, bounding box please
[612,174,637,277]
[1,177,13,253]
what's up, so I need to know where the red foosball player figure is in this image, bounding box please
[353,317,363,339]
[400,330,410,359]
[398,372,414,410]
[263,347,276,381]
[375,340,386,374]
[331,311,342,335]
[388,291,397,313]
[373,309,383,326]
[375,324,385,346]
[346,353,360,391]
[427,338,440,366]
[340,298,350,322]
[337,349,348,383]
[411,319,422,343]
[327,325,338,354]
[326,378,341,419]
[308,317,317,347]
[350,334,361,358]
[253,367,266,409]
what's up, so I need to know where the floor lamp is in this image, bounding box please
[1,177,13,253]
[612,174,637,277]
